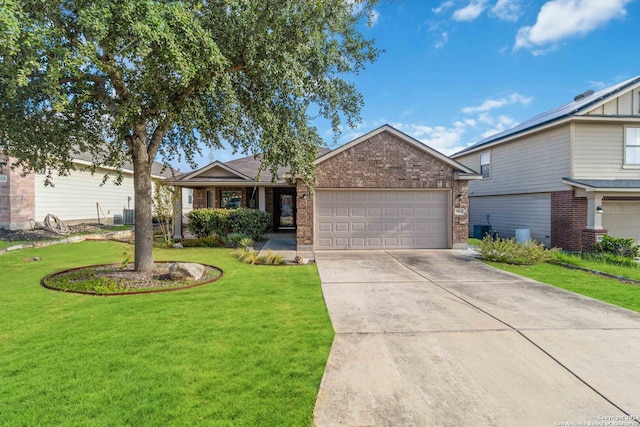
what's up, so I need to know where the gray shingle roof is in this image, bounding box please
[73,152,176,178]
[454,75,640,156]
[563,178,640,190]
[173,148,332,183]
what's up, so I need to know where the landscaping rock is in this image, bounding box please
[295,255,309,265]
[169,262,205,281]
[173,242,184,249]
[32,256,41,262]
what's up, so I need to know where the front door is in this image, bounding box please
[274,188,296,230]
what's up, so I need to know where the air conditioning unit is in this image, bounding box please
[123,209,135,225]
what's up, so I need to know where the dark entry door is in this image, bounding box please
[274,188,296,230]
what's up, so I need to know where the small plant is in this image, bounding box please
[152,181,179,247]
[120,250,132,270]
[257,250,285,265]
[237,237,255,250]
[236,248,259,265]
[597,235,640,259]
[477,236,555,265]
[223,233,248,248]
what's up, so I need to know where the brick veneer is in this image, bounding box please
[0,156,35,230]
[551,190,587,252]
[296,131,469,248]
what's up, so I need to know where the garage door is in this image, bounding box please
[602,201,640,244]
[315,190,449,249]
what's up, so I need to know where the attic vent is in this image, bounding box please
[573,89,594,102]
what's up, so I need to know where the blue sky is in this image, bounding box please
[176,0,640,170]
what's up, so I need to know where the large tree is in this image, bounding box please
[0,0,379,271]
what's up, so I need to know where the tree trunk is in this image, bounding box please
[131,129,155,272]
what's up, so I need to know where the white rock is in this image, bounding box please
[169,262,205,281]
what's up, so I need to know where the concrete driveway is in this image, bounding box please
[313,250,640,426]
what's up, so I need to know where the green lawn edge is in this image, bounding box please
[0,241,334,426]
[486,260,640,313]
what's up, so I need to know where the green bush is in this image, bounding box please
[229,208,271,240]
[597,235,640,258]
[186,209,232,238]
[477,236,555,265]
[187,208,271,240]
[181,235,223,247]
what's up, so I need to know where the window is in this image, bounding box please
[625,127,640,165]
[187,189,193,205]
[221,190,241,209]
[480,151,491,178]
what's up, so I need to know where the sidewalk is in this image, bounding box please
[257,233,314,263]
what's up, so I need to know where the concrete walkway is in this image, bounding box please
[313,250,640,426]
[257,233,314,262]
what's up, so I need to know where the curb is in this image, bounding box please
[0,229,134,255]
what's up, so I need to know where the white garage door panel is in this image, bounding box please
[315,190,449,249]
[603,201,640,244]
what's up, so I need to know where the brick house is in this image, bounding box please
[171,125,480,250]
[451,75,640,252]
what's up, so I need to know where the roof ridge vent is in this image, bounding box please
[573,89,594,102]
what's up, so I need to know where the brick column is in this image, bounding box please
[296,179,313,248]
[551,190,587,251]
[0,156,35,230]
[582,228,608,253]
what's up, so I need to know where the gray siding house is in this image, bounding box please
[452,75,640,252]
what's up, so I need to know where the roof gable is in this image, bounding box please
[316,124,478,175]
[453,75,640,157]
[179,161,251,181]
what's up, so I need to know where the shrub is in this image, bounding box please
[181,235,223,247]
[186,209,232,238]
[223,233,248,248]
[597,235,640,258]
[186,208,270,240]
[477,236,555,265]
[229,208,271,240]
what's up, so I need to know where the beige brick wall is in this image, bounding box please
[0,156,35,229]
[296,131,469,247]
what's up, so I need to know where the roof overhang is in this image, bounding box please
[563,178,640,193]
[178,160,253,181]
[72,158,168,180]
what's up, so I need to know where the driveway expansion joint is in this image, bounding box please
[386,251,637,421]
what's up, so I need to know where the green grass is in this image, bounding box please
[0,241,333,426]
[487,261,640,313]
[0,240,31,250]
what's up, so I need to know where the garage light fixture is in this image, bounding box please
[596,206,604,213]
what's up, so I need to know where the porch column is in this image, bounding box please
[259,187,266,211]
[586,193,604,229]
[173,186,183,240]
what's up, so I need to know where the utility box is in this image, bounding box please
[473,225,491,239]
[113,214,123,225]
[123,209,135,225]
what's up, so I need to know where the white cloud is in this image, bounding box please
[514,0,632,51]
[433,1,455,14]
[390,122,471,155]
[490,0,522,21]
[347,1,380,26]
[435,31,449,49]
[480,115,518,137]
[369,9,380,26]
[461,93,532,114]
[453,0,489,21]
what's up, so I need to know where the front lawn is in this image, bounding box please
[488,261,640,313]
[0,241,333,426]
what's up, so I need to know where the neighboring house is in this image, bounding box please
[171,125,480,250]
[451,75,640,252]
[0,153,182,229]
